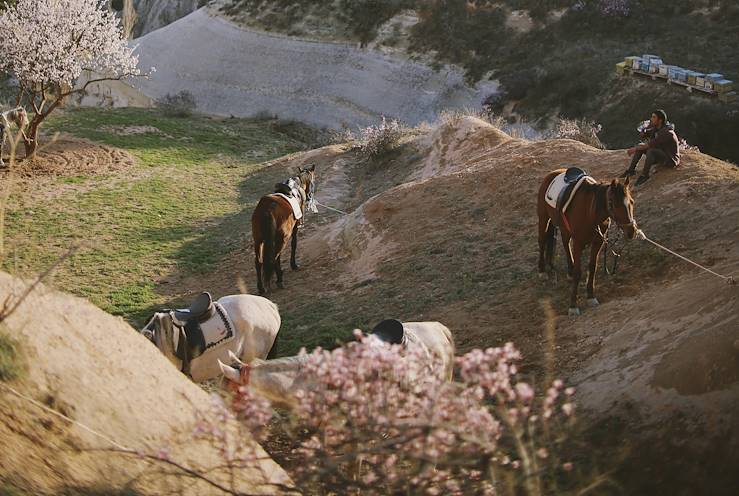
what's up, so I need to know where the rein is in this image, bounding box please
[597,185,631,275]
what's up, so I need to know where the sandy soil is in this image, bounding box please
[0,272,290,495]
[187,116,738,494]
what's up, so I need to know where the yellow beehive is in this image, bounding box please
[615,62,627,75]
[718,91,737,103]
[714,80,734,93]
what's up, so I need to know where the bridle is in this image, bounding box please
[606,184,636,230]
[598,184,636,275]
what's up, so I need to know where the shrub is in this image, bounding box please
[548,117,605,149]
[0,327,23,381]
[156,90,197,117]
[357,116,404,157]
[236,336,576,495]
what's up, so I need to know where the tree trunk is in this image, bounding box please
[23,119,41,158]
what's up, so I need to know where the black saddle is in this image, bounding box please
[168,292,215,378]
[564,167,586,184]
[370,319,405,345]
[172,292,214,325]
[554,167,589,228]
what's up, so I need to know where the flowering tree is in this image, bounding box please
[216,334,577,495]
[0,0,142,157]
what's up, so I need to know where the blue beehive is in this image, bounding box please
[706,73,724,82]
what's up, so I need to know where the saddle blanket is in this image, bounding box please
[269,193,303,220]
[545,172,597,212]
[200,302,236,350]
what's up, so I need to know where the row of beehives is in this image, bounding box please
[615,54,736,103]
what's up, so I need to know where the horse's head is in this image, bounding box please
[141,312,183,368]
[608,177,637,240]
[297,164,316,206]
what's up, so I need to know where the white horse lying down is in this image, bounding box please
[141,293,280,382]
[219,320,455,407]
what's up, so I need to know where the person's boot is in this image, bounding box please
[635,174,649,186]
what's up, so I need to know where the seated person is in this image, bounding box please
[623,109,680,186]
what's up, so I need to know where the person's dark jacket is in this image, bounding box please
[646,122,680,167]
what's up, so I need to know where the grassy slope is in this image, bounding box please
[2,108,313,324]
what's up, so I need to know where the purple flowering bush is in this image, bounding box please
[222,334,577,495]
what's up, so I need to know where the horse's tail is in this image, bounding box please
[261,212,277,291]
[545,219,556,266]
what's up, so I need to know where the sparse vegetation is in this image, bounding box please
[217,0,739,162]
[547,117,604,149]
[156,90,197,118]
[357,116,404,157]
[0,325,23,381]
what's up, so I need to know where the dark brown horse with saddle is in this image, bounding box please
[252,165,316,295]
[537,167,638,315]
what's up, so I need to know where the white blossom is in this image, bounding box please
[0,0,140,89]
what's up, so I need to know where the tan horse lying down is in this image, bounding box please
[219,320,455,407]
[141,293,280,382]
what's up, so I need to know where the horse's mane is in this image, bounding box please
[579,179,629,212]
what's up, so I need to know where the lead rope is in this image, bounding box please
[314,199,349,216]
[635,229,736,285]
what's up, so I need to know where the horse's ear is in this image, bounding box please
[218,359,241,383]
[610,179,617,187]
[308,164,316,172]
[623,175,631,188]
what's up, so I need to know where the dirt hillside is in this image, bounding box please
[0,271,290,495]
[191,116,738,494]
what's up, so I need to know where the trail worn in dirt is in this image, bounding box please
[185,116,738,494]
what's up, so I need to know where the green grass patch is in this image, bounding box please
[0,326,24,382]
[2,108,314,323]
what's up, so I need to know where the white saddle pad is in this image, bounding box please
[545,173,597,212]
[269,193,303,220]
[201,302,236,349]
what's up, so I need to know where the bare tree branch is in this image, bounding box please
[0,244,81,323]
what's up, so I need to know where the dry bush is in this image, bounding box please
[156,90,197,118]
[357,116,405,157]
[548,117,604,149]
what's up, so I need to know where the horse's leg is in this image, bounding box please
[290,223,300,270]
[569,240,583,316]
[537,215,549,277]
[254,244,265,295]
[0,124,5,166]
[587,237,604,307]
[275,255,285,289]
[561,232,574,277]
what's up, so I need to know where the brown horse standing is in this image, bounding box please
[537,168,638,315]
[252,165,316,295]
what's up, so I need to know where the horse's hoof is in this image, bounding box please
[276,282,285,289]
[568,307,581,317]
[587,298,600,307]
[291,264,300,271]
